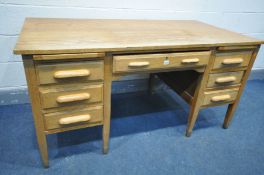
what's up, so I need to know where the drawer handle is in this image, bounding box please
[128,61,150,67]
[56,93,90,103]
[181,58,200,64]
[215,76,236,84]
[211,94,231,102]
[222,58,243,65]
[59,114,91,125]
[54,69,90,79]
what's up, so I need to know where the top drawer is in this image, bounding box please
[36,61,104,85]
[113,51,211,73]
[213,50,253,70]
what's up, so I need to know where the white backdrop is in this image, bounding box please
[0,0,264,90]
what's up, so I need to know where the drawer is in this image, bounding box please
[207,71,244,88]
[113,51,211,73]
[44,105,103,130]
[202,88,239,106]
[213,50,253,70]
[39,84,103,109]
[36,61,104,85]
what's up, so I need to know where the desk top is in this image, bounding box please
[14,18,263,55]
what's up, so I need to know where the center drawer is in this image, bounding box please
[113,51,211,73]
[39,84,103,109]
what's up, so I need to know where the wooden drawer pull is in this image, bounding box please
[56,93,90,103]
[128,61,150,67]
[211,94,231,102]
[59,114,91,125]
[54,69,90,78]
[222,58,243,65]
[215,76,236,84]
[181,58,200,64]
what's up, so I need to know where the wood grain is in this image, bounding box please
[102,54,113,154]
[22,56,49,168]
[39,84,103,109]
[223,46,260,128]
[58,114,91,125]
[207,71,244,88]
[14,18,264,55]
[44,105,103,130]
[36,60,104,85]
[185,50,215,137]
[213,50,253,70]
[113,51,210,73]
[33,53,105,60]
[14,18,263,167]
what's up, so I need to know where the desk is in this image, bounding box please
[14,18,263,167]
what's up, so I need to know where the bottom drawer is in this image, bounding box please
[202,88,239,106]
[44,105,103,130]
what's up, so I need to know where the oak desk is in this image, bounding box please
[14,18,263,167]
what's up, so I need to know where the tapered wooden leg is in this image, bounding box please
[36,131,49,167]
[223,103,238,129]
[186,104,201,137]
[148,73,155,94]
[103,54,113,154]
[223,47,260,129]
[185,50,216,137]
[103,106,111,154]
[23,57,49,167]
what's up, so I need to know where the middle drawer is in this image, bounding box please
[39,84,103,109]
[207,71,244,88]
[113,51,211,73]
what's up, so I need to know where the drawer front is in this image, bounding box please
[207,71,244,88]
[39,84,103,109]
[44,105,103,130]
[37,61,104,85]
[213,51,253,70]
[113,51,211,73]
[203,88,239,106]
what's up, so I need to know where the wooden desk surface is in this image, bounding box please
[14,18,263,55]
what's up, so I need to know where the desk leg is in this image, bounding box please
[186,50,216,137]
[148,73,155,94]
[186,103,201,137]
[223,46,260,129]
[23,57,49,167]
[103,54,112,154]
[35,131,49,168]
[223,103,238,129]
[185,75,204,137]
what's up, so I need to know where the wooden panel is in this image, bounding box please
[22,56,49,167]
[113,51,211,73]
[223,46,260,128]
[13,18,264,55]
[217,45,257,51]
[207,71,244,88]
[102,53,113,154]
[44,105,103,130]
[202,88,239,106]
[213,50,253,70]
[36,61,104,84]
[39,84,103,109]
[33,53,105,60]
